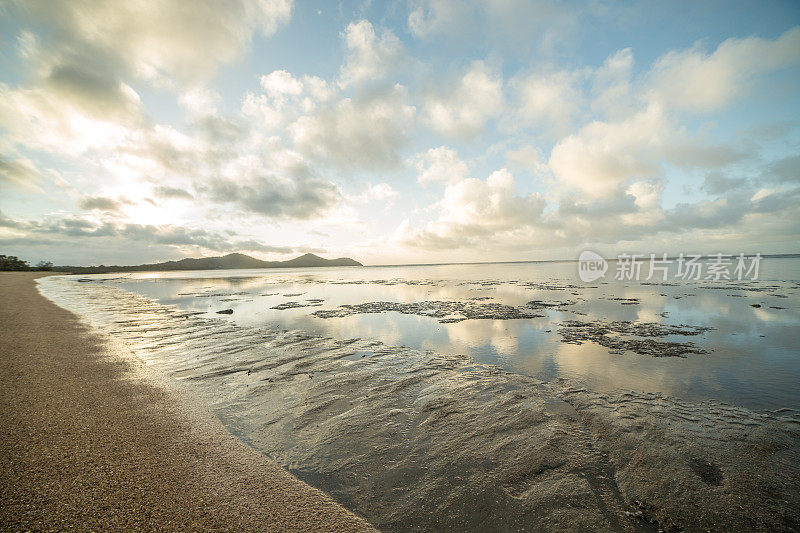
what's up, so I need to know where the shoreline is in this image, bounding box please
[0,272,377,532]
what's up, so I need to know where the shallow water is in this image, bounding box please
[59,258,800,411]
[37,258,800,531]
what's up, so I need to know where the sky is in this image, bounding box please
[0,0,799,266]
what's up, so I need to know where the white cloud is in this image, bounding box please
[591,48,634,118]
[398,168,547,250]
[79,196,124,213]
[548,104,667,198]
[751,187,778,203]
[351,183,398,204]
[0,0,294,158]
[13,0,294,85]
[290,84,415,170]
[413,146,468,184]
[407,0,573,54]
[179,86,220,116]
[339,20,403,88]
[0,155,44,191]
[0,82,142,156]
[408,0,468,39]
[505,145,549,177]
[621,181,664,226]
[260,70,304,99]
[647,27,800,112]
[208,174,340,220]
[546,99,750,199]
[511,70,582,136]
[242,72,335,132]
[424,61,503,139]
[438,168,543,227]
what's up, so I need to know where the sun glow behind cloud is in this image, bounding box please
[0,0,799,265]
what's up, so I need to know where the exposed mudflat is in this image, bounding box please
[38,277,800,532]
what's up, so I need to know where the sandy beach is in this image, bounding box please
[0,272,377,532]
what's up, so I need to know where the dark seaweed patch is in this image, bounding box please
[312,300,549,323]
[558,320,712,357]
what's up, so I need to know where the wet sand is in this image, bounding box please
[0,272,377,532]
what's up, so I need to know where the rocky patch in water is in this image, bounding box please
[558,320,713,357]
[516,281,590,290]
[526,299,578,310]
[181,291,249,298]
[329,279,444,287]
[271,301,324,310]
[312,300,548,323]
[603,297,640,305]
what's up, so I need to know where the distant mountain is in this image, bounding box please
[58,253,363,274]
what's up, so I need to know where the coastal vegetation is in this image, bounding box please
[0,255,52,271]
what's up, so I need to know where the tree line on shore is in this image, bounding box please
[0,255,53,271]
